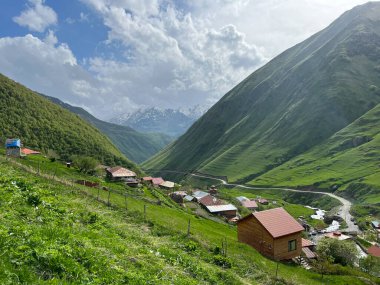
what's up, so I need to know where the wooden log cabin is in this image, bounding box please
[237,207,304,260]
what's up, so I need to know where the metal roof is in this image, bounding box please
[184,195,194,201]
[236,196,248,202]
[160,181,175,188]
[152,177,164,185]
[199,195,223,206]
[206,204,237,213]
[368,245,380,257]
[302,238,314,248]
[193,190,209,199]
[242,200,258,208]
[21,148,41,155]
[371,221,380,228]
[107,166,136,178]
[243,207,304,238]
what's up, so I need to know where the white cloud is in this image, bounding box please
[13,0,58,32]
[79,0,266,115]
[2,0,376,120]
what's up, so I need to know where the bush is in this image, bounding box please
[184,241,198,252]
[71,156,98,174]
[212,254,232,268]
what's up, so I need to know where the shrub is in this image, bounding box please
[212,254,232,268]
[184,241,198,252]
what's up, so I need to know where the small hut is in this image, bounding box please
[5,138,21,158]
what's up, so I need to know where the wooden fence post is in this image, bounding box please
[187,219,191,237]
[53,166,58,179]
[125,194,128,210]
[275,260,279,279]
[224,237,228,257]
[107,190,111,206]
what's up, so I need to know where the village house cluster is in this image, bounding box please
[5,138,380,267]
[169,186,239,220]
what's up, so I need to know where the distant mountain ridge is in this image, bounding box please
[110,106,208,137]
[44,96,174,164]
[143,2,380,190]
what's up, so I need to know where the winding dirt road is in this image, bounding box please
[190,173,360,233]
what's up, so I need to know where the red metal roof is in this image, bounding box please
[242,200,258,209]
[198,195,223,207]
[367,245,380,257]
[302,238,314,248]
[247,207,304,238]
[21,148,41,155]
[143,177,153,181]
[152,177,164,185]
[107,166,136,178]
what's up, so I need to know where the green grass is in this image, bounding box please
[0,159,376,284]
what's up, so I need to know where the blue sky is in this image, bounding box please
[0,0,375,120]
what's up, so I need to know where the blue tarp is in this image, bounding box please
[5,139,21,148]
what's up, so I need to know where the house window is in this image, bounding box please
[288,239,297,252]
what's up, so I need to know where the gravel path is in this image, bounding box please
[190,173,360,233]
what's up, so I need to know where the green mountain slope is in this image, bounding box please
[144,2,380,183]
[0,73,138,171]
[44,96,173,164]
[253,103,380,201]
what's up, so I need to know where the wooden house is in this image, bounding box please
[159,181,175,190]
[106,166,136,182]
[206,204,237,219]
[5,138,21,157]
[142,177,153,183]
[257,198,269,205]
[169,191,187,203]
[152,177,165,187]
[242,200,258,211]
[237,207,304,260]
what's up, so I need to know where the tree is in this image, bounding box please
[359,255,380,276]
[47,149,60,162]
[316,238,358,267]
[72,156,98,174]
[312,248,334,279]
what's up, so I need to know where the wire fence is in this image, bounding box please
[1,155,182,222]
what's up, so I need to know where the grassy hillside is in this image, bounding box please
[45,95,173,163]
[0,158,375,284]
[143,2,380,184]
[0,73,138,171]
[253,103,380,195]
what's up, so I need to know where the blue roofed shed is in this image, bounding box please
[5,138,21,148]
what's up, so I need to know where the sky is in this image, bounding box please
[0,0,375,120]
